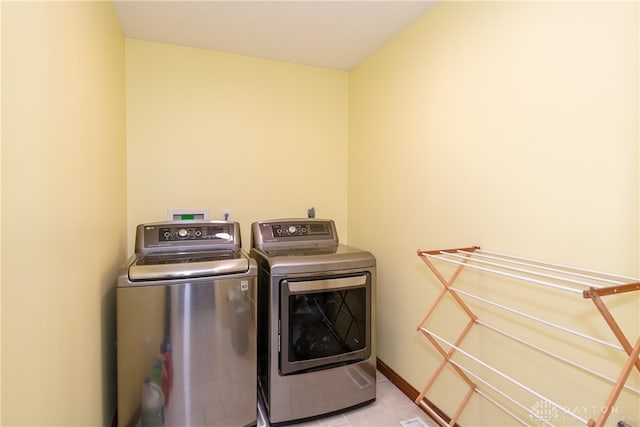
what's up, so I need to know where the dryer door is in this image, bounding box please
[279,273,372,375]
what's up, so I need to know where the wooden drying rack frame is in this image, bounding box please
[415,246,640,427]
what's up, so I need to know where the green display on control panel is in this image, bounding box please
[180,214,195,220]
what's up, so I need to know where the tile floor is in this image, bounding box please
[260,371,439,427]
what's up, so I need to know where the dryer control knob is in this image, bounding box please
[287,225,297,235]
[177,228,189,238]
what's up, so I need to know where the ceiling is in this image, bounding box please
[113,1,438,70]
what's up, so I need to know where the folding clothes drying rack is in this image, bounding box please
[415,246,640,427]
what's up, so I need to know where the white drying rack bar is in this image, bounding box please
[419,325,591,426]
[414,246,640,427]
[450,287,623,351]
[423,250,611,294]
[475,319,640,396]
[475,249,638,284]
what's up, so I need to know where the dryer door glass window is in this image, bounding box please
[280,273,371,375]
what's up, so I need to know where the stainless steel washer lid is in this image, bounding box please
[128,249,251,281]
[127,219,250,281]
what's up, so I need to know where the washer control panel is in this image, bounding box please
[135,220,239,253]
[158,224,232,242]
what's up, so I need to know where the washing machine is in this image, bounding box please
[117,220,257,427]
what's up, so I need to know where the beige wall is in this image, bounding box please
[0,0,3,423]
[1,0,4,422]
[349,1,639,425]
[1,2,126,425]
[125,39,349,253]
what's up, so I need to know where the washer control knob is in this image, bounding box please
[287,225,297,235]
[177,228,189,238]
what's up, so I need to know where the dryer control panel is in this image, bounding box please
[271,222,331,238]
[252,218,338,250]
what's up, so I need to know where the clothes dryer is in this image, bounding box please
[250,218,376,425]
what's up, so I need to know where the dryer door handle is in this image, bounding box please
[286,274,367,293]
